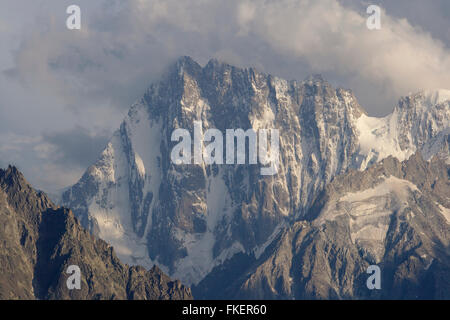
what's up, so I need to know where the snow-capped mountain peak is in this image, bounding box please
[61,57,450,285]
[420,89,450,106]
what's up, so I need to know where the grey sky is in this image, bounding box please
[0,0,449,192]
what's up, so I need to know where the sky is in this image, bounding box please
[0,0,449,192]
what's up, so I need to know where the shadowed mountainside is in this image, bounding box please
[0,165,192,300]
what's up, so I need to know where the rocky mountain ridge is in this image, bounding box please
[194,153,450,299]
[0,166,192,300]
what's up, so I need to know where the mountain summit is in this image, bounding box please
[61,57,450,288]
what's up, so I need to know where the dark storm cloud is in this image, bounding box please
[42,127,110,169]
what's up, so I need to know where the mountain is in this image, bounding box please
[0,166,192,300]
[60,56,450,289]
[195,153,450,299]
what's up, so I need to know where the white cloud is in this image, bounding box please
[238,0,450,109]
[7,0,450,114]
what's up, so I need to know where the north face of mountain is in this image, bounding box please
[197,153,449,299]
[61,56,450,286]
[0,166,192,300]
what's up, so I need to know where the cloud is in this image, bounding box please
[7,0,450,114]
[1,0,449,191]
[235,0,450,112]
[42,127,110,168]
[376,0,450,46]
[0,128,110,192]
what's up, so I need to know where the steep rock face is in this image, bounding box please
[0,166,192,300]
[202,154,449,299]
[61,57,450,286]
[355,89,450,168]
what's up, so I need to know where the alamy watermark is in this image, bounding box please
[366,5,381,30]
[66,5,81,30]
[170,121,280,175]
[65,4,381,32]
[66,265,81,290]
[366,265,381,290]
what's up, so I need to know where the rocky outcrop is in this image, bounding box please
[195,154,449,299]
[0,166,192,300]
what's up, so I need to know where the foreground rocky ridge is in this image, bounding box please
[194,154,450,299]
[0,166,192,300]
